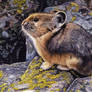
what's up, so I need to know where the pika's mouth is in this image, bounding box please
[22,21,36,32]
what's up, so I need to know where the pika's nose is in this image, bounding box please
[22,21,30,30]
[22,21,29,27]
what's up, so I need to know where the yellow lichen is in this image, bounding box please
[69,90,73,92]
[61,72,71,84]
[66,4,72,11]
[63,87,66,92]
[55,88,61,91]
[9,57,72,91]
[13,0,27,14]
[17,9,22,14]
[71,2,79,12]
[89,12,92,16]
[77,89,80,92]
[66,2,79,12]
[0,70,3,79]
[0,83,7,88]
[50,90,55,92]
[71,16,76,22]
[1,86,8,92]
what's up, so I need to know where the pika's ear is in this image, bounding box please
[52,11,67,29]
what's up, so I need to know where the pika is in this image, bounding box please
[22,11,92,75]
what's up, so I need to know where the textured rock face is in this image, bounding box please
[84,0,92,9]
[0,0,92,92]
[67,77,92,92]
[0,56,74,92]
[0,62,28,83]
[0,56,92,92]
[44,1,92,34]
[0,0,40,64]
[0,62,28,92]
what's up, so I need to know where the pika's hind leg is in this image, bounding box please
[66,55,82,71]
[57,65,69,70]
[40,61,53,70]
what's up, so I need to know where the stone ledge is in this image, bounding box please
[0,56,74,92]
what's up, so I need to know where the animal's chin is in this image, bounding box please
[22,25,35,32]
[22,26,33,38]
[22,26,37,44]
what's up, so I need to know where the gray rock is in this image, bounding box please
[44,1,92,34]
[26,36,37,62]
[66,77,92,92]
[0,62,28,84]
[2,31,9,38]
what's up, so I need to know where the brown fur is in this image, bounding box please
[22,12,92,75]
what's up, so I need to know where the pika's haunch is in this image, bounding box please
[22,11,92,75]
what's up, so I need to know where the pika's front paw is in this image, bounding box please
[57,65,69,70]
[40,62,52,70]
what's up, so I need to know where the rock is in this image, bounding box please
[44,1,92,34]
[0,61,28,91]
[0,0,92,92]
[67,77,92,92]
[0,56,92,92]
[0,56,74,92]
[0,0,40,64]
[26,36,37,62]
[0,62,28,83]
[84,0,92,9]
[2,31,9,38]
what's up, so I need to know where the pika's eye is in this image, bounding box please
[33,18,39,22]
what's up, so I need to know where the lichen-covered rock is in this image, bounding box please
[44,1,92,34]
[46,0,86,7]
[0,56,73,92]
[0,56,92,92]
[0,62,28,83]
[0,61,28,92]
[66,77,92,92]
[0,0,92,92]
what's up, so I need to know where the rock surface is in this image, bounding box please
[0,56,92,92]
[0,62,28,92]
[0,56,74,92]
[44,0,92,34]
[0,0,40,64]
[67,77,92,92]
[0,0,92,92]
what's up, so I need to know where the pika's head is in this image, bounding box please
[22,11,67,39]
